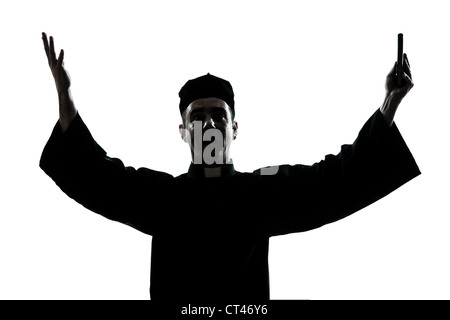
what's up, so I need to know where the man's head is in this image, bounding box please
[178,74,238,167]
[178,73,235,119]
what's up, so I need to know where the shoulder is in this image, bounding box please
[134,167,175,183]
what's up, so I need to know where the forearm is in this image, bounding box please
[58,89,77,132]
[379,94,401,127]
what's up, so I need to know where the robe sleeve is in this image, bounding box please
[39,113,173,235]
[255,109,421,237]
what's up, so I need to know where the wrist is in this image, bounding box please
[381,93,399,116]
[57,87,72,98]
[380,96,396,127]
[58,89,77,132]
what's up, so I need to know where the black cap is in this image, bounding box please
[178,73,235,116]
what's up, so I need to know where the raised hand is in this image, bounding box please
[385,54,414,99]
[380,53,414,126]
[42,32,77,132]
[42,32,71,94]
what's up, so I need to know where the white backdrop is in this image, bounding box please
[0,0,448,299]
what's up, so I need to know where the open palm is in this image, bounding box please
[42,32,71,93]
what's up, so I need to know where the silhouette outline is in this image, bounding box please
[39,32,420,301]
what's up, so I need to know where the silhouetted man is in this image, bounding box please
[39,32,420,300]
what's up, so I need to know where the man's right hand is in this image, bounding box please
[42,32,77,132]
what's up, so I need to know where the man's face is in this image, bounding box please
[179,97,238,166]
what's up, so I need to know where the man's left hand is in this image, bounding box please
[380,53,414,126]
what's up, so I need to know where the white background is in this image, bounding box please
[0,0,448,300]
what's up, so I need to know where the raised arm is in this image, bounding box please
[42,32,77,132]
[40,33,175,235]
[258,56,420,237]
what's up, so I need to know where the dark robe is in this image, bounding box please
[39,109,420,301]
